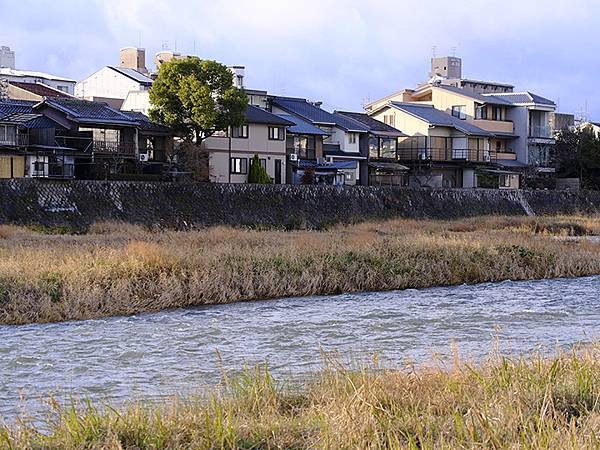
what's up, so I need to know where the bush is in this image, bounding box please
[248,155,272,184]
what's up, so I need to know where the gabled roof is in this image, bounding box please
[334,111,406,137]
[331,112,370,133]
[270,96,338,126]
[275,114,329,136]
[108,66,154,86]
[36,98,138,126]
[484,92,555,106]
[388,102,494,136]
[0,112,64,129]
[119,110,172,134]
[9,81,73,98]
[245,105,293,125]
[0,99,36,119]
[431,84,514,106]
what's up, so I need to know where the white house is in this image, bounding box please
[0,67,76,95]
[75,66,153,110]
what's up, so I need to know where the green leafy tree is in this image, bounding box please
[149,57,247,144]
[555,127,600,189]
[248,155,272,184]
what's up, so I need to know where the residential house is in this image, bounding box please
[269,96,368,185]
[369,101,494,188]
[333,111,409,186]
[202,105,293,184]
[6,81,74,101]
[75,65,154,110]
[0,67,76,95]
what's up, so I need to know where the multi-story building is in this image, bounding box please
[202,105,293,184]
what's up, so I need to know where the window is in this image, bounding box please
[348,133,356,144]
[369,137,379,158]
[383,114,395,127]
[381,139,397,159]
[496,141,502,152]
[33,160,45,173]
[56,85,69,93]
[475,105,487,120]
[268,126,284,140]
[259,158,267,170]
[231,125,248,138]
[230,157,248,174]
[451,105,467,120]
[492,106,502,121]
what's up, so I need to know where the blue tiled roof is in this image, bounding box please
[0,112,63,129]
[275,114,329,135]
[484,92,555,106]
[389,102,494,136]
[270,97,338,126]
[108,66,154,86]
[38,98,138,125]
[0,100,35,119]
[245,105,293,125]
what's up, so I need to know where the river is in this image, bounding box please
[1,276,599,421]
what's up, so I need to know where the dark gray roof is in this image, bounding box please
[331,112,370,132]
[36,98,138,125]
[275,114,329,135]
[0,112,63,129]
[0,100,35,119]
[484,92,555,106]
[334,111,406,136]
[323,143,366,159]
[119,110,172,134]
[433,84,513,106]
[270,97,338,126]
[389,102,494,136]
[108,66,154,86]
[245,105,293,125]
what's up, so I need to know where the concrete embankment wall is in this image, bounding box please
[1,179,599,231]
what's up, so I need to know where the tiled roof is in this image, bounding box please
[0,99,36,119]
[334,111,406,136]
[108,67,154,86]
[119,110,172,133]
[275,114,329,135]
[9,81,72,98]
[331,112,370,132]
[0,67,75,83]
[432,84,514,106]
[270,97,338,126]
[0,112,63,129]
[245,105,293,125]
[38,98,137,125]
[484,92,555,106]
[389,102,494,136]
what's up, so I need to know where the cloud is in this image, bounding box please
[0,0,598,117]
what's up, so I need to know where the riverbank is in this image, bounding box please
[1,215,600,325]
[3,345,600,448]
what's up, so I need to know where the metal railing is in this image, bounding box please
[54,136,93,152]
[0,134,28,147]
[397,148,494,163]
[29,162,75,179]
[92,140,136,155]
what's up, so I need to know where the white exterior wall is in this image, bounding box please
[0,73,75,94]
[122,90,151,115]
[75,67,147,102]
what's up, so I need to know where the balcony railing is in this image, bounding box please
[54,136,93,152]
[93,140,136,155]
[29,162,75,179]
[529,125,553,139]
[0,134,28,147]
[397,148,495,163]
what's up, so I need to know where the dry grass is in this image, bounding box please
[1,215,600,325]
[4,345,600,449]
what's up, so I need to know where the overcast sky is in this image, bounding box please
[1,0,597,117]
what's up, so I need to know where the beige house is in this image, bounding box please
[369,101,494,188]
[203,105,293,184]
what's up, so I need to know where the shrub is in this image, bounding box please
[248,155,272,184]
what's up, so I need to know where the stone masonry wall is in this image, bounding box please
[1,179,599,231]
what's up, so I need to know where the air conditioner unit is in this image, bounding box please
[289,153,298,162]
[139,153,149,162]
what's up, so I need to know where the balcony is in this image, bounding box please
[397,148,495,163]
[0,134,28,147]
[529,125,553,139]
[472,119,514,134]
[92,140,136,155]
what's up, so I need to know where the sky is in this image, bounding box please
[1,0,598,118]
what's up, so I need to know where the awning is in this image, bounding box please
[368,161,410,171]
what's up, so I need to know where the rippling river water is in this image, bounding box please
[1,276,600,421]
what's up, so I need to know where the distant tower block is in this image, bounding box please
[119,47,148,74]
[153,50,183,70]
[430,56,462,79]
[0,46,16,69]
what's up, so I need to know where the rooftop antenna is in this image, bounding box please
[451,46,457,57]
[138,32,142,48]
[432,46,437,58]
[193,40,196,55]
[174,40,178,52]
[161,40,169,51]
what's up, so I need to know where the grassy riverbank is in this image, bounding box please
[3,346,600,449]
[1,215,600,325]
